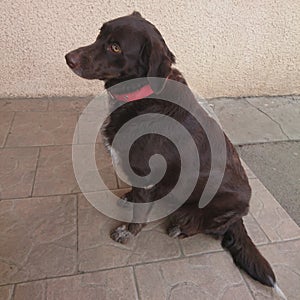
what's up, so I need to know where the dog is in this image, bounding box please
[66,11,285,295]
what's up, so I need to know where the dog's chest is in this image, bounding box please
[107,145,120,165]
[101,126,119,165]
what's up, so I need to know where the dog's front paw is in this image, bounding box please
[110,225,133,244]
[167,224,188,239]
[167,225,182,238]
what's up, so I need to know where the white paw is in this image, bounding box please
[167,225,182,238]
[110,225,133,244]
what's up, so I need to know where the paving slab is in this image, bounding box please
[0,195,77,285]
[247,96,300,140]
[76,105,106,145]
[72,143,118,192]
[47,267,138,300]
[33,145,80,196]
[135,252,253,300]
[0,147,39,199]
[239,141,300,225]
[12,267,138,300]
[210,98,288,144]
[33,144,117,196]
[5,112,78,147]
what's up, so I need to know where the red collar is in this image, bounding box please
[110,84,154,102]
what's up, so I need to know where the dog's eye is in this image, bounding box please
[110,43,122,54]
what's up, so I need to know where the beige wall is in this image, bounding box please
[0,0,299,99]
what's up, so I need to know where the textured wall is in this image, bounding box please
[1,0,299,99]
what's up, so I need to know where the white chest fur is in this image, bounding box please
[109,146,120,165]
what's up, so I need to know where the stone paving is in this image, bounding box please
[210,95,300,145]
[0,97,299,300]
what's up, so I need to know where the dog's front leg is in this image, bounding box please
[110,187,152,244]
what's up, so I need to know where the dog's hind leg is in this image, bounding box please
[167,203,205,239]
[167,192,249,239]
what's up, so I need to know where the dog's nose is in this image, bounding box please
[65,52,80,69]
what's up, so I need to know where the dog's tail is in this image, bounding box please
[221,219,287,299]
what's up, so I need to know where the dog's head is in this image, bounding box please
[65,11,175,91]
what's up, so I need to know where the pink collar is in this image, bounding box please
[110,84,154,102]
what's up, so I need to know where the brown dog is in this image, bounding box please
[66,11,281,291]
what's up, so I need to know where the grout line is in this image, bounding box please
[207,93,299,102]
[75,194,79,274]
[235,139,300,147]
[0,188,133,202]
[0,191,101,202]
[183,248,226,257]
[30,147,41,197]
[240,271,256,300]
[0,94,298,105]
[0,265,138,288]
[45,99,50,111]
[75,113,80,144]
[0,236,299,288]
[3,145,42,150]
[3,139,299,150]
[248,211,272,244]
[257,236,300,246]
[115,172,121,189]
[177,239,185,257]
[132,266,141,300]
[233,138,297,147]
[3,112,16,147]
[2,142,103,150]
[10,284,15,300]
[0,192,78,202]
[2,94,297,101]
[3,144,74,149]
[44,280,48,300]
[0,96,95,101]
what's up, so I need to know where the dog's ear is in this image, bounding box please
[132,11,142,18]
[146,39,175,94]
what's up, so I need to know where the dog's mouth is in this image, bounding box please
[67,64,119,81]
[65,53,120,81]
[68,66,95,80]
[70,67,83,77]
[99,72,121,80]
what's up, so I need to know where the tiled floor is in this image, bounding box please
[0,97,299,300]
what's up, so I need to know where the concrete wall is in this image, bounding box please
[1,0,299,99]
